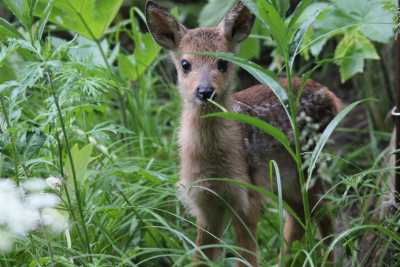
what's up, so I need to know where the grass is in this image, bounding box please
[0,0,400,266]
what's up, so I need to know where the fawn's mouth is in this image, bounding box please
[195,91,218,104]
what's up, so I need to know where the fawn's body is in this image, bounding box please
[146,1,341,266]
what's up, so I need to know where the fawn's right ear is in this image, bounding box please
[145,1,187,50]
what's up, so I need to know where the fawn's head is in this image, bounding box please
[145,1,254,108]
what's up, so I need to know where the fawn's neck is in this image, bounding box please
[180,99,234,152]
[178,97,248,179]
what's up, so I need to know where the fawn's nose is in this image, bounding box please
[196,85,215,102]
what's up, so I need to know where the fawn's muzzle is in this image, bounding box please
[196,85,215,102]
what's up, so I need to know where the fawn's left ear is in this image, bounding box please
[145,0,187,50]
[219,1,255,43]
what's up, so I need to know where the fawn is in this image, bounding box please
[145,1,341,266]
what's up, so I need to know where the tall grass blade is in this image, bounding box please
[205,112,295,160]
[202,51,295,131]
[270,160,285,267]
[307,99,370,189]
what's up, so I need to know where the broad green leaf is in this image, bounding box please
[35,0,123,39]
[308,5,355,46]
[205,112,295,160]
[0,18,24,41]
[334,31,379,82]
[65,144,93,182]
[307,0,395,58]
[307,99,369,189]
[198,0,236,27]
[335,0,394,43]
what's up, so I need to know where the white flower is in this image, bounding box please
[22,178,48,192]
[46,176,62,190]
[0,230,14,252]
[0,178,68,252]
[0,180,40,235]
[26,193,60,209]
[41,208,68,233]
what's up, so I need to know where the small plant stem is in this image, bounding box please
[0,96,20,184]
[54,130,85,244]
[46,71,92,259]
[395,7,400,204]
[285,58,312,250]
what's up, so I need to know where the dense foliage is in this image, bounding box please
[0,0,399,266]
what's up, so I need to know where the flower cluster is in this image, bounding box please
[0,177,67,252]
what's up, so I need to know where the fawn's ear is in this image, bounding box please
[219,1,255,43]
[145,0,187,50]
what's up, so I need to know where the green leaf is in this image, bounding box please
[307,99,370,188]
[288,0,315,31]
[269,160,285,267]
[256,0,289,58]
[294,2,330,57]
[68,36,110,66]
[21,129,47,161]
[272,0,290,17]
[65,144,93,182]
[241,0,290,58]
[335,0,394,43]
[198,0,236,27]
[0,18,24,41]
[334,31,379,82]
[3,0,32,29]
[302,0,395,60]
[37,0,53,41]
[118,17,161,81]
[205,112,295,160]
[322,224,400,266]
[289,4,323,69]
[0,63,17,83]
[35,0,123,39]
[239,36,260,60]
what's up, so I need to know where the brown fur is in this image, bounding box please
[146,1,340,266]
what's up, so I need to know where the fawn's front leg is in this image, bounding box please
[232,203,260,267]
[194,206,226,266]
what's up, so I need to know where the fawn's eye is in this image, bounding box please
[217,59,229,73]
[181,59,192,74]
